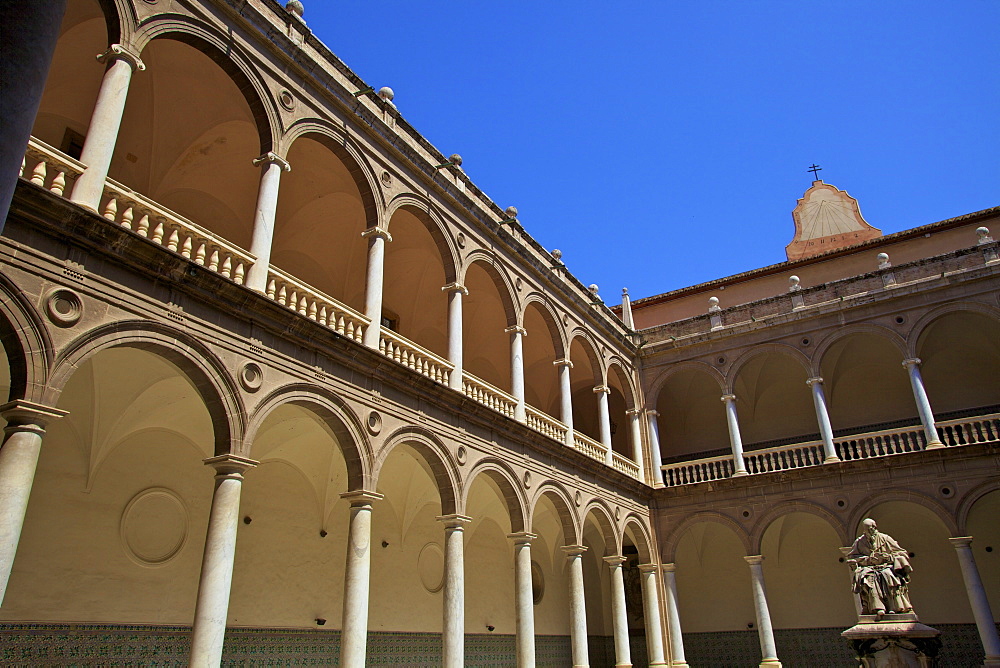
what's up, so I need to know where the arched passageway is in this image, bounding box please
[916,311,1000,416]
[655,367,728,461]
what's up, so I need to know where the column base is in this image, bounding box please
[759,660,782,668]
[823,455,842,464]
[614,663,632,668]
[983,656,1000,668]
[732,470,749,477]
[924,440,946,450]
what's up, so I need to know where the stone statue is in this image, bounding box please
[846,518,914,620]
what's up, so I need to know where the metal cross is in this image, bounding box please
[808,164,823,180]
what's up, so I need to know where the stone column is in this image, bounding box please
[555,359,574,448]
[661,564,687,667]
[595,385,613,464]
[244,152,290,292]
[510,531,538,667]
[744,555,781,668]
[626,408,645,480]
[361,227,392,349]
[0,400,67,606]
[948,537,1000,666]
[721,395,748,476]
[902,358,944,449]
[805,377,840,463]
[638,565,667,667]
[443,282,467,391]
[0,0,66,232]
[439,514,471,668]
[507,325,528,423]
[646,410,665,487]
[70,44,145,211]
[605,556,632,668]
[562,545,590,668]
[339,491,383,668]
[190,454,257,667]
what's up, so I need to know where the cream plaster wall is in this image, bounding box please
[967,491,1000,623]
[674,522,756,633]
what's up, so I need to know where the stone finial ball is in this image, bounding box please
[622,287,629,295]
[505,206,518,219]
[588,284,599,295]
[877,252,889,263]
[977,226,990,238]
[286,0,304,17]
[551,249,563,260]
[708,296,720,307]
[789,275,800,286]
[378,86,394,102]
[449,154,463,166]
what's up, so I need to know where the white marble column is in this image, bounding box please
[605,555,632,668]
[70,44,145,211]
[555,359,574,448]
[438,514,471,668]
[510,531,537,667]
[244,152,290,292]
[626,408,645,481]
[902,358,944,449]
[948,537,1000,666]
[721,395,748,476]
[0,400,67,606]
[443,282,467,391]
[744,555,781,668]
[805,377,840,463]
[190,454,258,667]
[361,227,392,349]
[638,565,667,667]
[661,564,687,667]
[507,325,528,423]
[595,386,613,464]
[562,545,590,667]
[646,410,665,487]
[339,491,383,668]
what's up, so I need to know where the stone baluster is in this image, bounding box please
[555,359,574,447]
[443,283,467,390]
[339,491,382,667]
[510,532,537,666]
[638,564,668,667]
[438,514,471,668]
[190,455,258,667]
[595,385,612,463]
[605,556,632,667]
[661,564,688,667]
[646,410,665,487]
[562,545,590,667]
[245,152,290,292]
[901,358,943,449]
[507,325,528,423]
[806,377,840,463]
[70,44,145,211]
[0,400,67,606]
[948,537,1000,666]
[744,555,781,667]
[361,227,392,349]
[721,395,748,476]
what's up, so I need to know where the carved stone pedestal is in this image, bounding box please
[842,613,941,667]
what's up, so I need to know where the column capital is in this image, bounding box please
[806,376,824,386]
[97,43,145,71]
[603,555,628,567]
[638,563,660,574]
[504,325,527,336]
[437,513,472,529]
[441,282,468,295]
[593,385,611,395]
[645,408,660,417]
[553,358,574,369]
[340,490,384,505]
[361,226,393,243]
[902,357,922,368]
[626,407,642,417]
[251,151,291,171]
[0,400,68,433]
[507,531,538,545]
[948,536,974,549]
[561,544,588,557]
[721,393,737,403]
[661,562,676,573]
[203,454,258,477]
[744,554,764,566]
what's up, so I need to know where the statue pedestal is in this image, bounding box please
[842,613,941,667]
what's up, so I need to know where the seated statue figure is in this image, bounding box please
[846,518,914,620]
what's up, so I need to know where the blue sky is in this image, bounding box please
[301,2,999,302]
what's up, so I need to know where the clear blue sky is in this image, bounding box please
[301,2,999,302]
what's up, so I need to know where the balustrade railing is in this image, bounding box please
[573,431,607,462]
[22,138,85,197]
[379,328,452,385]
[462,372,517,418]
[745,440,826,473]
[265,266,367,343]
[662,454,734,487]
[526,406,568,443]
[836,425,925,460]
[936,413,999,446]
[611,450,641,478]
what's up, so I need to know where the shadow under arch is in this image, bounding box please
[621,514,654,564]
[661,511,752,563]
[849,489,960,537]
[462,458,528,533]
[383,195,460,284]
[606,357,638,411]
[520,292,568,360]
[956,479,1000,535]
[460,252,519,327]
[813,322,908,371]
[373,425,460,516]
[528,481,581,546]
[44,320,244,456]
[244,384,373,492]
[581,498,620,556]
[749,501,848,554]
[646,360,725,409]
[907,301,1000,359]
[0,273,53,403]
[726,342,812,394]
[567,328,605,384]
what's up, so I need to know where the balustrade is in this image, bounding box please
[526,406,568,443]
[573,431,606,462]
[22,138,85,197]
[379,328,453,385]
[265,266,368,343]
[462,372,517,418]
[611,450,641,478]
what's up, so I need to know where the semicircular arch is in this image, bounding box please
[528,481,580,546]
[462,458,528,533]
[750,501,848,554]
[662,511,752,562]
[374,425,460,516]
[907,302,1000,358]
[0,273,53,403]
[727,343,812,394]
[813,323,907,374]
[956,480,1000,535]
[849,489,959,537]
[621,514,654,564]
[646,360,725,409]
[520,292,567,359]
[383,194,460,284]
[581,498,620,556]
[459,252,519,327]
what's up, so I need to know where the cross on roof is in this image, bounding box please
[808,164,823,180]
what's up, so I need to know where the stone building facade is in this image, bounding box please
[0,1,997,666]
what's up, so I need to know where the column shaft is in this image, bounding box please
[606,556,632,668]
[646,411,665,487]
[806,378,839,463]
[949,537,1000,665]
[627,409,644,480]
[444,284,466,390]
[744,556,781,668]
[563,546,590,667]
[511,533,537,667]
[71,47,143,210]
[340,492,382,668]
[639,565,667,666]
[362,228,391,349]
[509,327,527,423]
[596,387,612,464]
[556,360,574,448]
[440,515,470,668]
[722,395,748,475]
[190,456,257,668]
[903,359,943,448]
[245,154,290,291]
[662,564,687,667]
